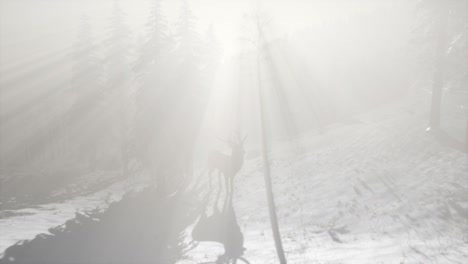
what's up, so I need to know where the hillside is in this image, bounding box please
[183,100,468,263]
[1,100,467,264]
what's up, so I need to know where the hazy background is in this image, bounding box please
[1,0,467,195]
[0,0,421,172]
[1,0,467,263]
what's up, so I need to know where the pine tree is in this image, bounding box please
[68,15,105,170]
[175,0,201,67]
[134,0,170,73]
[132,0,173,191]
[172,0,207,183]
[104,0,133,176]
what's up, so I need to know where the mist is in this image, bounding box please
[1,0,467,263]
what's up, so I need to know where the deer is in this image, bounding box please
[207,133,247,203]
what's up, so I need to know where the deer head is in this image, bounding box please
[225,132,247,166]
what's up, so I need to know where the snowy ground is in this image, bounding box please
[1,99,467,263]
[0,172,149,257]
[182,100,468,263]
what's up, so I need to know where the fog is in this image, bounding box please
[0,0,467,263]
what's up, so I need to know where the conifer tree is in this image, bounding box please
[69,15,105,170]
[105,0,133,176]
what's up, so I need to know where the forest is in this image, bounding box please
[0,0,467,263]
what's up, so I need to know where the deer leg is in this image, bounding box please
[225,177,231,205]
[224,174,230,205]
[215,171,222,205]
[218,171,223,192]
[229,177,234,202]
[208,170,212,191]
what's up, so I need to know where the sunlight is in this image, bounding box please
[1,0,467,263]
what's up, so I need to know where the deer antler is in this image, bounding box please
[217,135,234,147]
[218,131,247,147]
[241,134,248,143]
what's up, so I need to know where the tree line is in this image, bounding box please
[0,0,220,195]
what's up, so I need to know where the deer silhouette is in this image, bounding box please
[207,133,247,203]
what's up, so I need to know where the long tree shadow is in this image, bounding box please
[0,188,199,264]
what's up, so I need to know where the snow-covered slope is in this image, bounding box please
[183,102,468,263]
[1,100,466,263]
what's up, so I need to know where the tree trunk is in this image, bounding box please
[465,118,468,153]
[119,123,129,177]
[429,3,449,131]
[256,15,287,264]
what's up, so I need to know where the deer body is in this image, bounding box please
[207,135,246,201]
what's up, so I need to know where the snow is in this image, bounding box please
[0,172,150,257]
[1,100,466,263]
[181,101,468,263]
